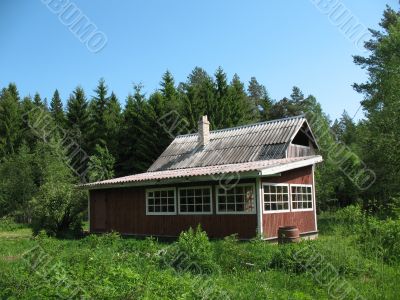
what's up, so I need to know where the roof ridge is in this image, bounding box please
[175,114,305,139]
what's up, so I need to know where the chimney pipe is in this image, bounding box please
[198,115,210,147]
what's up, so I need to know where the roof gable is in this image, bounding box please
[148,115,317,172]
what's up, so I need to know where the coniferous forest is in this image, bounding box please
[0,5,400,300]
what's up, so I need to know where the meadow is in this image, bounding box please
[0,206,399,300]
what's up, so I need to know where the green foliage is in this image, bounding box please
[30,139,87,237]
[0,144,37,221]
[162,225,219,274]
[0,216,25,231]
[49,89,65,127]
[358,217,400,264]
[353,6,400,214]
[2,212,400,299]
[88,144,115,182]
[0,84,22,158]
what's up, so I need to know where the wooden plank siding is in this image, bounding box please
[90,179,258,239]
[261,166,316,238]
[89,166,317,240]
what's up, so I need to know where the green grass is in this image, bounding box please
[0,213,399,299]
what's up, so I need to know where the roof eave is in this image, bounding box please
[259,155,323,176]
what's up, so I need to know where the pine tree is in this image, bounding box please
[50,89,65,127]
[353,5,400,213]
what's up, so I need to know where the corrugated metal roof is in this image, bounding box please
[148,115,307,172]
[82,155,323,189]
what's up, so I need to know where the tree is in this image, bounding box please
[270,86,310,119]
[33,92,44,108]
[353,5,400,214]
[66,86,93,179]
[160,70,179,110]
[212,67,230,129]
[117,84,154,175]
[180,67,213,131]
[0,144,37,222]
[30,138,87,236]
[88,144,115,182]
[50,89,65,127]
[0,84,22,157]
[103,92,122,158]
[247,77,273,121]
[90,78,109,147]
[227,73,257,126]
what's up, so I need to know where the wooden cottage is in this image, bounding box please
[84,115,323,240]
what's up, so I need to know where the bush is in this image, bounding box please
[358,218,400,264]
[0,216,25,231]
[214,235,278,272]
[335,205,364,234]
[29,139,87,237]
[161,225,219,274]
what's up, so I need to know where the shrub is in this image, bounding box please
[214,235,278,272]
[0,216,25,231]
[335,205,364,234]
[161,225,218,274]
[358,218,400,264]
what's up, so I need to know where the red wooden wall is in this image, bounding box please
[261,166,317,238]
[90,180,258,239]
[89,166,317,239]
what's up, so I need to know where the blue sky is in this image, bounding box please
[0,0,398,121]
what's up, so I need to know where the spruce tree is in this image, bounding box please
[50,89,65,127]
[180,67,213,131]
[247,77,273,121]
[0,85,22,157]
[66,86,93,179]
[33,92,43,107]
[90,78,109,147]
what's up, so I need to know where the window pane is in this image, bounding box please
[227,204,235,212]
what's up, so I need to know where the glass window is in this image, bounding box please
[263,184,289,212]
[178,187,212,214]
[146,188,176,215]
[217,185,255,214]
[291,184,313,210]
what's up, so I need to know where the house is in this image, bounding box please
[83,115,323,240]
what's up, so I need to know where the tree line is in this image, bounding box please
[0,5,398,235]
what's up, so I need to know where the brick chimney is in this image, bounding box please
[198,115,210,147]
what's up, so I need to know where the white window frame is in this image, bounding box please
[290,184,313,212]
[177,186,213,215]
[262,183,290,214]
[146,187,176,215]
[216,184,256,215]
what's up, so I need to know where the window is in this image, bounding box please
[263,184,290,212]
[146,188,176,215]
[178,186,212,214]
[216,184,255,214]
[291,184,313,211]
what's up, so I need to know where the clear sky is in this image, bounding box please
[0,0,398,121]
